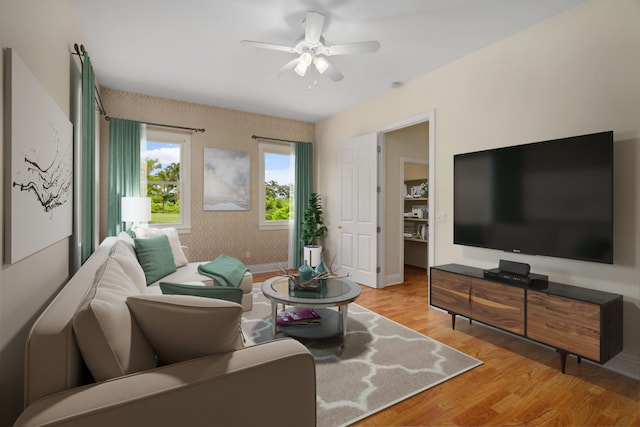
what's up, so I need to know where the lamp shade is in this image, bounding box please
[313,56,329,74]
[121,197,151,222]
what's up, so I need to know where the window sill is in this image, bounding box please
[258,222,289,231]
[147,224,192,234]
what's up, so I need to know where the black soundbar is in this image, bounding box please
[483,268,548,289]
[498,259,530,276]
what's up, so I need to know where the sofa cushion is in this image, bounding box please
[73,256,156,382]
[114,231,136,256]
[149,262,214,287]
[126,295,244,364]
[135,227,188,267]
[159,281,243,304]
[152,262,253,292]
[134,235,177,285]
[112,234,147,293]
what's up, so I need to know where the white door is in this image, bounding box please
[338,133,379,288]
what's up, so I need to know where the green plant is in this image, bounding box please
[420,181,428,198]
[300,192,328,246]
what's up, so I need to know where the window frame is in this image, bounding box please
[258,142,293,231]
[142,128,191,233]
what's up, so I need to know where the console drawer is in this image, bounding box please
[527,291,600,361]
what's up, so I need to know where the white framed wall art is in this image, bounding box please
[3,48,73,264]
[203,147,250,211]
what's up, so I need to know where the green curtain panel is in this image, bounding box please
[107,118,141,236]
[80,52,96,263]
[293,142,313,267]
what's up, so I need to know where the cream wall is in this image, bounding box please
[316,0,640,377]
[0,1,85,425]
[100,89,314,267]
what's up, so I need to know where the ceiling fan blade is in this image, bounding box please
[304,11,325,44]
[241,40,297,54]
[324,62,344,82]
[273,58,300,78]
[324,41,381,56]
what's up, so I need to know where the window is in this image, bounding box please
[141,128,191,232]
[258,142,293,230]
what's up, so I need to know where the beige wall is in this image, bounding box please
[404,162,429,182]
[316,0,640,376]
[100,89,314,266]
[0,1,86,425]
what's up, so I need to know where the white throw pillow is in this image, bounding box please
[112,239,148,293]
[135,227,188,267]
[115,231,136,256]
[73,256,156,382]
[126,294,244,364]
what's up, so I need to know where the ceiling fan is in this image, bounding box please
[241,11,380,82]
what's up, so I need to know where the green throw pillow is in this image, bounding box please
[134,235,177,285]
[159,282,243,305]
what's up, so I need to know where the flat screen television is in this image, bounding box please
[454,131,613,264]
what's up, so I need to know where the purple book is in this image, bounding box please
[276,308,321,325]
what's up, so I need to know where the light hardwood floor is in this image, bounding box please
[253,266,639,426]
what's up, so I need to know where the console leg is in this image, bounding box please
[557,350,568,374]
[450,313,456,330]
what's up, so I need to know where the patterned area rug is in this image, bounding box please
[241,284,482,427]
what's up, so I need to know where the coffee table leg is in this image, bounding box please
[340,304,348,336]
[271,301,278,336]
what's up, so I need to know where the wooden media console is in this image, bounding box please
[430,264,623,373]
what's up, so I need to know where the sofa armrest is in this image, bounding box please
[15,339,316,427]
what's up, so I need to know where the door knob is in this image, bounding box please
[337,224,343,229]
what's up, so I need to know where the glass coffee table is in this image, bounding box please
[261,276,361,339]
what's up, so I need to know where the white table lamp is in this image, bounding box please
[121,197,151,224]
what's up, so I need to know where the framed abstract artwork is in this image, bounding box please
[4,48,73,264]
[203,147,250,211]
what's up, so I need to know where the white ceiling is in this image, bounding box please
[75,0,584,123]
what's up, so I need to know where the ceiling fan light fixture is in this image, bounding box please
[313,56,329,74]
[300,52,313,66]
[295,52,313,76]
[241,11,380,82]
[294,61,309,76]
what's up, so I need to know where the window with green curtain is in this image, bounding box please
[107,118,141,236]
[292,141,313,267]
[80,52,96,263]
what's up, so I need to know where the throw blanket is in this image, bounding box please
[197,254,248,287]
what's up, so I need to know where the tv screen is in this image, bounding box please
[454,131,613,264]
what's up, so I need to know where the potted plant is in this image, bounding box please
[300,192,328,267]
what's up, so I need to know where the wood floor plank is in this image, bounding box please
[252,266,639,426]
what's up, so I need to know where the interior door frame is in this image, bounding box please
[378,110,436,285]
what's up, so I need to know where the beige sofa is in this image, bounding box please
[14,234,316,426]
[133,226,254,311]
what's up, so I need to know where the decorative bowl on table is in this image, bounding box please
[288,274,322,291]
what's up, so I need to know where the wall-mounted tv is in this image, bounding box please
[454,131,613,264]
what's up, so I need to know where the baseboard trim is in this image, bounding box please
[385,273,402,286]
[248,262,286,274]
[603,352,640,380]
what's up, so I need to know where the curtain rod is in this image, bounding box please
[73,44,205,134]
[252,135,311,144]
[105,116,206,133]
[73,44,107,117]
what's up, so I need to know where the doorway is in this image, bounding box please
[378,112,434,286]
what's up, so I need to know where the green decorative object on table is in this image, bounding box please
[313,256,328,285]
[298,260,313,281]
